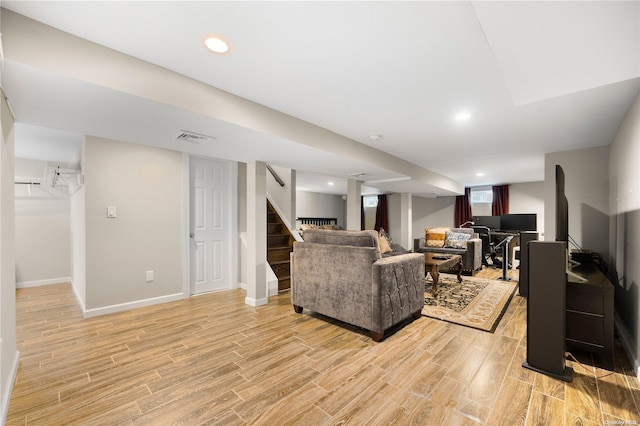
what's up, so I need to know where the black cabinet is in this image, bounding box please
[566,263,614,370]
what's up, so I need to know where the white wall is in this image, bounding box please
[545,146,610,257]
[295,190,346,229]
[266,164,295,227]
[0,91,18,423]
[509,181,545,237]
[14,158,71,285]
[84,137,183,313]
[609,90,640,377]
[411,196,456,241]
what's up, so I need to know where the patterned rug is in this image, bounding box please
[422,274,517,332]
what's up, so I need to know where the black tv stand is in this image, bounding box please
[566,262,614,370]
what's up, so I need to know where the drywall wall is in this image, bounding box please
[0,91,18,423]
[609,89,640,376]
[296,190,346,229]
[412,196,456,240]
[510,181,545,237]
[70,139,86,307]
[545,146,609,257]
[84,136,183,311]
[266,165,296,227]
[14,158,71,285]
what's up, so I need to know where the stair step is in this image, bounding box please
[278,277,291,292]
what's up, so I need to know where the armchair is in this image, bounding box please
[291,229,425,341]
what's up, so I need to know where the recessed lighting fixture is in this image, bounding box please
[476,172,486,177]
[368,134,382,142]
[455,112,471,121]
[204,36,230,54]
[327,181,334,186]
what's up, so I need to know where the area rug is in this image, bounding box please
[422,274,517,332]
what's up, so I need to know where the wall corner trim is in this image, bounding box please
[0,349,20,424]
[245,296,268,307]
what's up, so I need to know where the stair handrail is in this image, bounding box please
[266,163,285,187]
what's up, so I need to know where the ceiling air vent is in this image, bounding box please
[174,130,216,144]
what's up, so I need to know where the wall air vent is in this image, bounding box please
[174,130,216,144]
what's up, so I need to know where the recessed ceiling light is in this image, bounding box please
[455,112,471,121]
[204,36,230,54]
[476,172,486,177]
[368,134,382,142]
[327,181,334,186]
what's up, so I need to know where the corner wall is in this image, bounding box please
[609,89,640,376]
[14,158,71,286]
[295,190,346,229]
[0,91,19,423]
[84,137,184,314]
[545,146,610,257]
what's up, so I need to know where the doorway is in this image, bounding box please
[189,156,234,295]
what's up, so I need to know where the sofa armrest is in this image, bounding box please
[371,253,425,334]
[464,238,482,272]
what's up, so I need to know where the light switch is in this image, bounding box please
[106,206,117,218]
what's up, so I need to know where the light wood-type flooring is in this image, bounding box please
[7,267,640,425]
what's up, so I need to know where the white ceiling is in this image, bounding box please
[2,1,639,196]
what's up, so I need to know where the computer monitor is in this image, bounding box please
[473,215,501,230]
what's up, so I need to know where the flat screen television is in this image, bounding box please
[555,165,586,282]
[500,214,537,232]
[555,165,569,242]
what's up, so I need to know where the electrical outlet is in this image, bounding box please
[146,270,154,282]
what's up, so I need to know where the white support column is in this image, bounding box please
[246,161,268,307]
[346,179,362,231]
[400,193,413,250]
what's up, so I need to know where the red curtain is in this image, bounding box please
[454,187,472,227]
[374,194,389,232]
[492,185,509,216]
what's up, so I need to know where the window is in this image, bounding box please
[471,189,492,204]
[364,196,378,208]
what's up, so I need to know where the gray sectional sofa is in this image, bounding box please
[413,227,482,274]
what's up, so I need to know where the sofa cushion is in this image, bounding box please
[303,229,381,259]
[378,233,393,254]
[425,227,450,248]
[444,231,471,249]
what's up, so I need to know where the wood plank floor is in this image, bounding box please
[7,267,640,425]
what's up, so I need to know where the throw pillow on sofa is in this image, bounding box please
[425,227,450,248]
[378,228,393,254]
[444,231,471,249]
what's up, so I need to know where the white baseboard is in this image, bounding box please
[16,277,71,288]
[0,349,20,425]
[615,313,640,380]
[69,278,87,313]
[82,293,185,318]
[245,296,268,307]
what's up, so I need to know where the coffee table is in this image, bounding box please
[424,253,463,294]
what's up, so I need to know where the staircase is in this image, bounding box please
[267,200,294,292]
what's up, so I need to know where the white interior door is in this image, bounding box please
[190,157,231,295]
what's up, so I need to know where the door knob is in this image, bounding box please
[189,232,195,239]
